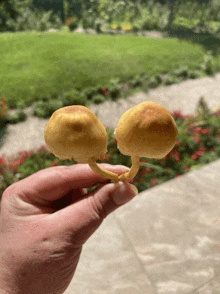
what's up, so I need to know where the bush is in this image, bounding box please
[4,110,27,124]
[91,94,106,104]
[148,75,163,88]
[131,23,141,33]
[33,99,64,118]
[94,18,104,33]
[189,70,201,79]
[202,50,214,75]
[80,87,99,100]
[62,89,87,106]
[140,16,160,31]
[164,74,180,85]
[67,16,79,32]
[5,7,61,32]
[174,65,190,78]
[107,78,121,100]
[82,17,94,30]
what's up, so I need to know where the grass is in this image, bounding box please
[0,29,212,109]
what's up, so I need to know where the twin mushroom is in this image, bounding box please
[44,101,178,183]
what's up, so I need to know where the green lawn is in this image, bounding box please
[0,30,217,108]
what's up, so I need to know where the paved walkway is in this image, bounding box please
[64,158,220,294]
[0,72,220,159]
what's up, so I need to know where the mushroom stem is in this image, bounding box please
[118,156,140,181]
[88,160,119,182]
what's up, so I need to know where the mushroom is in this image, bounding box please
[44,105,119,182]
[114,101,178,181]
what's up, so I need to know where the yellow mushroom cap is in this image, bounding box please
[114,101,178,159]
[44,105,108,163]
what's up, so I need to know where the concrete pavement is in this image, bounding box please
[64,159,220,294]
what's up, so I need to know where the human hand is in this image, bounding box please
[0,163,138,294]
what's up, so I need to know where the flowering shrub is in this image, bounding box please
[0,101,220,200]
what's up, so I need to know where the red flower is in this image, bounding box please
[127,178,135,184]
[109,148,114,152]
[196,127,202,132]
[140,160,147,164]
[138,168,153,175]
[164,154,170,160]
[51,161,57,166]
[175,175,181,178]
[103,154,111,161]
[101,87,108,96]
[151,178,157,186]
[173,148,179,155]
[174,156,180,162]
[0,157,6,165]
[172,110,184,119]
[113,139,117,145]
[194,138,200,144]
[176,141,182,146]
[210,148,215,152]
[201,128,210,134]
[19,155,26,164]
[195,150,203,156]
[191,154,198,160]
[198,146,206,151]
[136,178,144,183]
[184,166,190,171]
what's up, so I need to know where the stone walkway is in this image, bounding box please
[64,158,220,294]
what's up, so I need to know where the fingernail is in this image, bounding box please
[111,181,138,205]
[128,184,138,196]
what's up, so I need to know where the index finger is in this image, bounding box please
[6,163,130,202]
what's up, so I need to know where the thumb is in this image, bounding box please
[51,181,138,246]
[92,181,138,218]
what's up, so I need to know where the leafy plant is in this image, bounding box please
[202,50,214,75]
[107,78,121,99]
[91,94,106,104]
[5,7,56,32]
[62,89,85,106]
[67,16,79,32]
